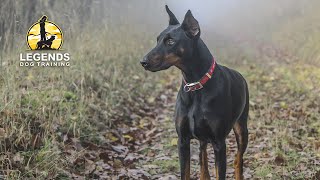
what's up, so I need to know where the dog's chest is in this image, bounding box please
[187,99,212,140]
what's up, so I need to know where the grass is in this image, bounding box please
[254,164,273,178]
[152,159,180,173]
[0,26,167,178]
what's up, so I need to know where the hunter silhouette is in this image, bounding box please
[39,15,47,42]
[36,15,56,50]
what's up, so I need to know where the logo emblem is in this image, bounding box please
[26,15,63,50]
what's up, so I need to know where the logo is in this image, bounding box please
[27,15,63,50]
[20,15,70,67]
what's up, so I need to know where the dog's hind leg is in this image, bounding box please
[233,101,249,180]
[199,141,210,180]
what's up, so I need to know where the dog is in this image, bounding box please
[141,6,249,180]
[36,36,55,50]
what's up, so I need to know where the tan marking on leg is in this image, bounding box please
[234,153,243,180]
[200,145,210,180]
[184,163,190,180]
[215,165,219,180]
[233,122,247,180]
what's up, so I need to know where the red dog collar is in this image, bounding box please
[183,58,216,92]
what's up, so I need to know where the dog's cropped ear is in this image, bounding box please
[165,5,179,25]
[182,10,200,38]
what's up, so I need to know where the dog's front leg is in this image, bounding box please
[174,96,191,179]
[178,136,190,180]
[199,141,210,180]
[214,141,227,180]
[177,134,191,180]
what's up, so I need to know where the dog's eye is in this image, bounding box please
[166,39,175,46]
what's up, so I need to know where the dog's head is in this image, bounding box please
[141,5,200,72]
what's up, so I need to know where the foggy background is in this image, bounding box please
[1,0,319,65]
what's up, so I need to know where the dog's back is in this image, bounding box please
[219,65,249,122]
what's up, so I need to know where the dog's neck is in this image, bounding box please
[179,39,215,83]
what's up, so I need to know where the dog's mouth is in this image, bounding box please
[144,61,171,72]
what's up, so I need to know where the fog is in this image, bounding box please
[1,0,319,62]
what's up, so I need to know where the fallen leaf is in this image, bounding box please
[13,153,24,163]
[84,159,96,174]
[0,128,5,137]
[123,134,134,142]
[111,145,128,154]
[124,153,139,165]
[158,175,178,180]
[105,132,119,142]
[170,138,178,146]
[113,158,122,169]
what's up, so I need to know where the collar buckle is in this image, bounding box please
[183,82,203,92]
[182,57,216,92]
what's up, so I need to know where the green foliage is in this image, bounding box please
[152,159,180,173]
[255,164,273,178]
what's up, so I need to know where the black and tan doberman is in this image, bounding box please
[141,6,249,180]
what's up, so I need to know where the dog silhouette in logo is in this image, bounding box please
[36,15,56,50]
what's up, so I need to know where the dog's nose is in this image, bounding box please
[140,61,148,67]
[140,57,149,68]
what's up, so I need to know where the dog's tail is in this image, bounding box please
[240,82,249,122]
